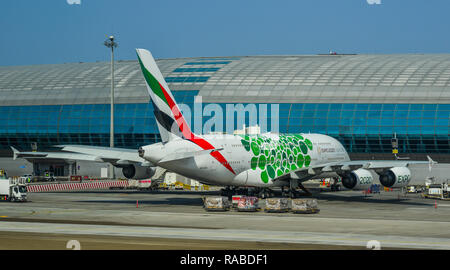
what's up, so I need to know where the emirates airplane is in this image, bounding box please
[14,49,435,198]
[134,48,434,198]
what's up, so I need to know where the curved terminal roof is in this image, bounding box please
[0,54,450,106]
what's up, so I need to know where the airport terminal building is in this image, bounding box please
[0,53,450,175]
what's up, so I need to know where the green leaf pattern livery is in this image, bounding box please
[240,135,313,183]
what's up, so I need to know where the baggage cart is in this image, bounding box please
[264,197,289,213]
[291,198,320,214]
[203,196,230,211]
[232,195,243,208]
[237,196,259,212]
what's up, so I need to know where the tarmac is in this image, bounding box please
[0,186,450,250]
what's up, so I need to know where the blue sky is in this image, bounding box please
[1,0,450,66]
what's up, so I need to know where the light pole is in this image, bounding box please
[104,35,117,179]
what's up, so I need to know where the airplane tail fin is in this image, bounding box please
[136,48,193,142]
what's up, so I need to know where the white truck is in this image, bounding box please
[0,178,27,202]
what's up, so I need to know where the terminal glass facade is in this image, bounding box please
[0,95,449,154]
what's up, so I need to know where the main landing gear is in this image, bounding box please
[281,187,301,198]
[281,182,312,198]
[219,185,312,199]
[220,187,276,199]
[220,186,235,199]
[257,188,275,199]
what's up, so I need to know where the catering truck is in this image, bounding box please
[0,173,27,202]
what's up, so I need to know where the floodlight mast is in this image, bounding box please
[104,35,118,179]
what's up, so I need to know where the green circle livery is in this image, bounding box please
[240,134,313,183]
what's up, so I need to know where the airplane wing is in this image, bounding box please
[12,145,152,167]
[11,146,101,162]
[55,145,150,166]
[273,158,434,182]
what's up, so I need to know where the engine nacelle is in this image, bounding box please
[122,165,156,180]
[378,167,411,188]
[341,169,374,190]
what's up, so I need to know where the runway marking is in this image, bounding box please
[0,221,450,249]
[435,204,450,207]
[408,204,450,210]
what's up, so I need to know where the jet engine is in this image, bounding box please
[122,164,156,180]
[378,167,411,188]
[341,168,374,190]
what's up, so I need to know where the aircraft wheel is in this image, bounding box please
[260,191,266,199]
[289,190,296,199]
[258,189,267,199]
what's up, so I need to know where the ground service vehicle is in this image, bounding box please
[0,178,27,202]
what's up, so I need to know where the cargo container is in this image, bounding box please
[203,196,230,211]
[265,198,289,213]
[232,195,243,208]
[237,196,259,212]
[291,199,319,214]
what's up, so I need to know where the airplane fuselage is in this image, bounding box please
[140,133,350,187]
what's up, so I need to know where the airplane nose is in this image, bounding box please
[138,147,145,158]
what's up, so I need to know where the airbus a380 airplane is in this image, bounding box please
[135,48,434,198]
[15,49,434,197]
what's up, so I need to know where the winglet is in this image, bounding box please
[10,146,19,160]
[427,155,437,172]
[427,155,437,164]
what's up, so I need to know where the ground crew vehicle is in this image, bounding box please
[0,177,27,202]
[174,181,184,190]
[423,183,450,200]
[22,174,33,183]
[44,171,56,181]
[406,185,423,193]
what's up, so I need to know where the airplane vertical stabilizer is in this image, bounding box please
[136,48,192,142]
